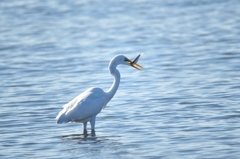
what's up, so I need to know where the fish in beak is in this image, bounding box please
[126,53,143,71]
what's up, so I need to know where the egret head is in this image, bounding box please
[110,54,143,72]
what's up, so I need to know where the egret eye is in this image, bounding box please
[124,58,129,62]
[124,57,132,63]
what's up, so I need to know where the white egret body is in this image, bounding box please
[56,54,142,134]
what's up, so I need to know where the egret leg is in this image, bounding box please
[83,122,87,135]
[90,116,96,135]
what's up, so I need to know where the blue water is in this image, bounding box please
[1,0,240,158]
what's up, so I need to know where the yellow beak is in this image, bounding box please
[130,62,143,71]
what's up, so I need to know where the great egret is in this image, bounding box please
[56,54,142,135]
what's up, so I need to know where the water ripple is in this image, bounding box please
[1,0,240,158]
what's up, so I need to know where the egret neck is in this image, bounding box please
[106,59,121,102]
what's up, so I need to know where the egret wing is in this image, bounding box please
[56,87,106,123]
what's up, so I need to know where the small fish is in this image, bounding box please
[130,53,143,71]
[132,53,143,64]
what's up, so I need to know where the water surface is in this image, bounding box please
[1,0,240,158]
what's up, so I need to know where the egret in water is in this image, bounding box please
[56,54,142,135]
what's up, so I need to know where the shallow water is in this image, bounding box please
[1,0,240,158]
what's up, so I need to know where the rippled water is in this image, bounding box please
[1,0,240,158]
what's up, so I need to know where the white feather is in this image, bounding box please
[56,87,105,123]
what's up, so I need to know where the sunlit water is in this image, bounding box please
[1,0,240,158]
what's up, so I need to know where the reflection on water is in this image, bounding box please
[60,133,123,159]
[61,133,98,143]
[61,133,119,145]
